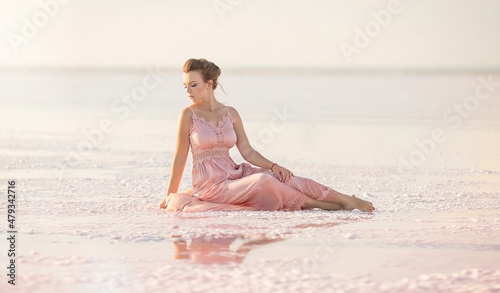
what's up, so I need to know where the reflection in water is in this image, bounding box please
[170,234,285,265]
[169,219,355,265]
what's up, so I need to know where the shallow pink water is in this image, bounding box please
[1,72,500,292]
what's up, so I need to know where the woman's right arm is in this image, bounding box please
[167,107,192,195]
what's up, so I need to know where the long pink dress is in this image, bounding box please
[167,105,341,212]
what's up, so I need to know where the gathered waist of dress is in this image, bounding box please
[192,148,231,164]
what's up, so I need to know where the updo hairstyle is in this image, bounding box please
[183,58,222,90]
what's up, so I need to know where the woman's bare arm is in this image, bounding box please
[230,107,274,170]
[167,107,192,194]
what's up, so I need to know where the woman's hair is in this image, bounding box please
[183,58,222,90]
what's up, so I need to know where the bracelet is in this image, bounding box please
[168,188,177,193]
[270,163,277,172]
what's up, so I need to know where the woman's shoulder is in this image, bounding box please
[227,105,240,118]
[180,106,194,115]
[178,107,194,123]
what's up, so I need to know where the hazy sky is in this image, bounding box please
[1,0,499,70]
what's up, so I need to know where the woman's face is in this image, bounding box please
[183,70,211,103]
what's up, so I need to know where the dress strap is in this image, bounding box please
[187,106,195,133]
[188,106,197,118]
[226,106,234,124]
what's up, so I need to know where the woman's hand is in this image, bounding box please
[159,189,175,209]
[159,194,170,209]
[272,164,294,183]
[159,187,194,209]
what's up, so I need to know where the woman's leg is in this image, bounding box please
[285,175,375,212]
[242,166,375,212]
[302,192,374,212]
[303,197,345,211]
[214,172,306,211]
[243,167,375,212]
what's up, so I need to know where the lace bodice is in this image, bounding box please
[188,106,236,164]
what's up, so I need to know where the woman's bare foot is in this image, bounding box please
[337,194,375,212]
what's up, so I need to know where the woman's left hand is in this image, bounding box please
[272,164,294,183]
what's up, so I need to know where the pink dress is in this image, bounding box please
[167,105,341,212]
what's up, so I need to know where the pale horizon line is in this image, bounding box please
[1,65,500,75]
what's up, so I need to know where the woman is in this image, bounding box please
[159,58,375,213]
